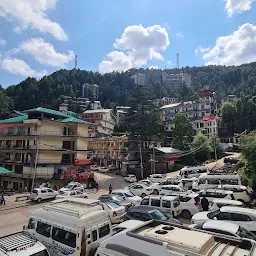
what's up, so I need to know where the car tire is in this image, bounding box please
[182,209,192,219]
[89,248,97,256]
[141,193,146,198]
[153,189,159,195]
[37,198,42,203]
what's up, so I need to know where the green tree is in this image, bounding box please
[191,133,213,163]
[221,102,237,135]
[0,89,13,119]
[209,136,224,159]
[172,114,193,150]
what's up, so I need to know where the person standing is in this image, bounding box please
[201,196,209,211]
[96,182,99,192]
[109,184,113,194]
[0,191,6,206]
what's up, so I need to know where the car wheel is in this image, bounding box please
[141,193,146,198]
[182,209,192,219]
[89,248,97,256]
[37,198,42,203]
[153,189,159,195]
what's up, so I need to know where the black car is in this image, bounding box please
[124,205,180,224]
[98,194,132,209]
[224,157,239,164]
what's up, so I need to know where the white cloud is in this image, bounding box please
[0,39,6,46]
[98,51,133,74]
[176,32,184,39]
[225,0,255,16]
[195,46,211,56]
[148,65,159,69]
[99,24,170,73]
[1,58,47,77]
[197,23,256,66]
[0,0,67,41]
[20,38,74,67]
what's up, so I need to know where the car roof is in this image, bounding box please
[220,184,246,189]
[202,220,239,234]
[200,189,233,194]
[145,195,178,200]
[130,205,160,213]
[113,220,145,230]
[212,199,243,205]
[161,184,181,188]
[112,189,130,193]
[220,206,256,215]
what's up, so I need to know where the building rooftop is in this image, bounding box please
[83,109,112,114]
[0,115,28,124]
[155,147,183,154]
[60,117,91,125]
[160,103,181,109]
[24,107,70,118]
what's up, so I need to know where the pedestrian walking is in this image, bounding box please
[96,182,99,192]
[201,196,209,211]
[0,191,6,206]
[109,184,113,194]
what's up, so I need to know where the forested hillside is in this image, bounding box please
[2,62,256,114]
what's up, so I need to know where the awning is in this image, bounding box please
[0,167,12,174]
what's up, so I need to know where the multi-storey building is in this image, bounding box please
[162,72,191,89]
[88,135,128,167]
[83,83,99,100]
[63,96,102,111]
[0,107,91,191]
[161,90,217,137]
[131,73,147,85]
[116,106,131,126]
[80,109,116,135]
[157,97,178,107]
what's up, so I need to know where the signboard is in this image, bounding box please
[74,159,93,165]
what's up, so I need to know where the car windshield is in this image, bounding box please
[113,195,124,201]
[124,191,135,197]
[150,210,168,221]
[31,249,50,256]
[237,226,256,240]
[106,202,120,209]
[207,209,220,219]
[64,184,74,189]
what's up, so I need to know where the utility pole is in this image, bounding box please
[153,147,156,174]
[139,144,143,179]
[214,134,217,162]
[31,125,39,192]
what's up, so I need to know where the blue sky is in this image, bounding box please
[0,0,256,87]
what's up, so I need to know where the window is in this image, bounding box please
[99,224,110,238]
[208,179,220,185]
[31,249,49,256]
[162,200,171,208]
[92,230,97,242]
[36,221,51,237]
[131,211,141,219]
[141,213,151,221]
[179,196,191,202]
[231,213,251,221]
[216,212,231,220]
[70,191,76,196]
[52,227,76,248]
[28,218,36,229]
[198,179,206,185]
[141,198,149,205]
[151,199,160,207]
[41,190,47,193]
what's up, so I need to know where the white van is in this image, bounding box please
[192,174,241,191]
[178,165,208,179]
[25,198,112,256]
[0,232,50,256]
[209,198,244,211]
[140,195,181,217]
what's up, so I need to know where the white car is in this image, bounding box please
[198,189,235,202]
[59,182,84,193]
[112,220,144,234]
[126,183,153,197]
[108,164,118,171]
[189,220,256,240]
[98,167,109,173]
[209,199,244,211]
[30,188,58,203]
[101,201,126,224]
[112,189,142,205]
[124,174,137,183]
[159,185,188,196]
[191,206,256,232]
[148,174,167,183]
[138,179,156,187]
[56,190,88,199]
[90,165,100,171]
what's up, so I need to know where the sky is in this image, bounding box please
[0,0,256,87]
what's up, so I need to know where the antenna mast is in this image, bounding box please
[176,53,179,69]
[74,55,77,69]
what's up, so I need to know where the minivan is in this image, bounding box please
[140,195,181,217]
[178,165,208,179]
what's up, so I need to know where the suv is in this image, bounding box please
[98,194,132,210]
[198,189,235,202]
[124,205,180,224]
[59,182,84,193]
[30,188,58,203]
[124,174,137,183]
[159,185,188,196]
[148,174,167,183]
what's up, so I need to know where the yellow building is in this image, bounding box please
[0,107,91,191]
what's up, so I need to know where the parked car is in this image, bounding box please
[56,190,88,199]
[112,189,142,205]
[198,189,235,202]
[108,164,118,171]
[138,179,156,187]
[140,195,181,218]
[148,174,167,183]
[151,179,182,194]
[112,220,144,235]
[124,205,180,224]
[90,165,100,171]
[169,192,202,219]
[224,157,240,165]
[59,182,84,193]
[209,199,244,211]
[189,220,256,240]
[98,166,109,173]
[191,206,256,232]
[98,194,132,210]
[126,183,153,197]
[124,174,137,183]
[159,185,188,196]
[30,188,58,203]
[100,201,126,224]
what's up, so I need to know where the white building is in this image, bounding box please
[131,73,147,85]
[80,109,116,135]
[162,72,191,89]
[160,90,217,137]
[157,97,178,107]
[64,96,102,111]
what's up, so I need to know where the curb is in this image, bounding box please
[0,202,31,212]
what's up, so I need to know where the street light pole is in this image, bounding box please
[153,147,156,174]
[139,144,143,179]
